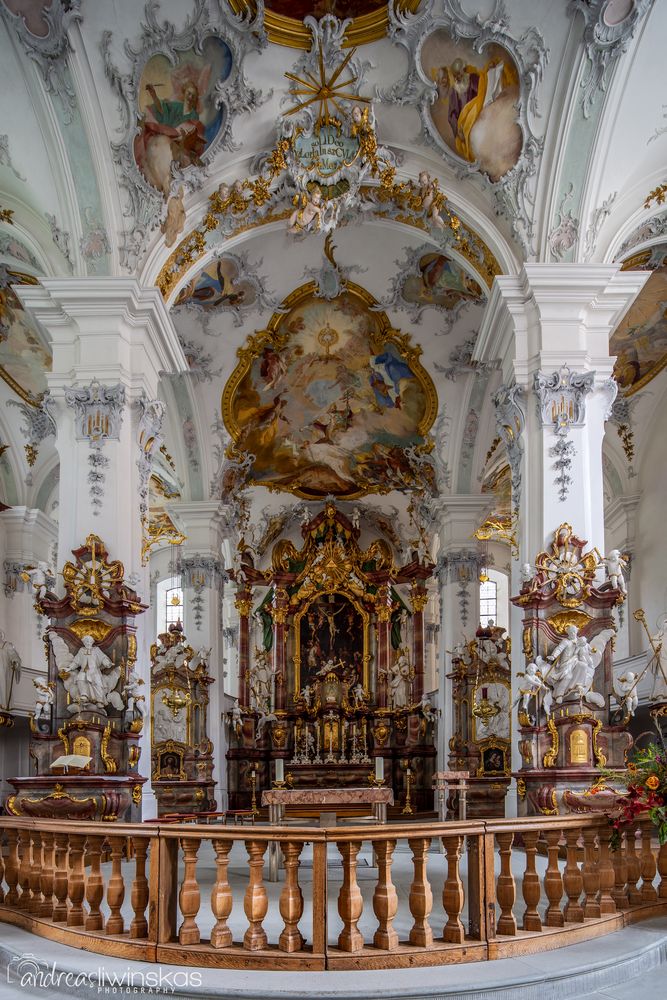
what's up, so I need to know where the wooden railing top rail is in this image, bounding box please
[0,813,611,840]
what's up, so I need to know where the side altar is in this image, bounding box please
[5,535,148,821]
[226,503,437,814]
[512,524,632,816]
[150,622,216,816]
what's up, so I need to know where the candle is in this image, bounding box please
[375,757,384,781]
[275,758,284,782]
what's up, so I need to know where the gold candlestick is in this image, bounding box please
[250,765,259,815]
[401,758,413,815]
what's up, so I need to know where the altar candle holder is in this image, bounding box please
[314,723,322,764]
[401,758,413,815]
[250,764,259,816]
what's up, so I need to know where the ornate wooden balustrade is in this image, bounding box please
[0,814,665,970]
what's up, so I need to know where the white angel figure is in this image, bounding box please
[418,692,437,724]
[604,550,628,595]
[23,561,54,600]
[256,709,278,741]
[51,633,123,714]
[123,665,146,718]
[614,672,639,718]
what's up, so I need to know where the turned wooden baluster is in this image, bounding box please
[243,839,268,951]
[210,840,233,948]
[625,827,643,905]
[598,831,616,915]
[372,838,398,950]
[17,830,31,910]
[337,840,364,952]
[442,834,466,943]
[4,830,19,906]
[178,838,201,946]
[67,834,86,926]
[52,832,69,922]
[544,828,565,927]
[39,831,55,918]
[521,830,542,932]
[130,838,149,939]
[563,827,584,923]
[640,821,658,902]
[29,830,44,914]
[581,827,600,919]
[495,832,516,936]
[105,835,126,935]
[85,834,104,931]
[658,839,667,899]
[612,830,629,909]
[279,841,305,952]
[408,836,433,947]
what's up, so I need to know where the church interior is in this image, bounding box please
[0,1,666,996]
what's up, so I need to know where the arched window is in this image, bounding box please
[479,579,497,627]
[156,577,184,635]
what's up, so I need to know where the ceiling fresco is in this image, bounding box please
[265,1,386,16]
[223,283,437,499]
[0,267,50,404]
[614,244,667,394]
[421,31,522,183]
[135,36,233,198]
[401,251,484,313]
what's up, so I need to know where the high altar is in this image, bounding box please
[226,503,436,813]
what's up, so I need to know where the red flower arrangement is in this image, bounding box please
[604,743,667,850]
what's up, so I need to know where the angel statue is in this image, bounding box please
[22,561,54,601]
[33,678,54,721]
[514,658,552,720]
[545,625,614,706]
[613,671,639,718]
[603,549,628,595]
[51,633,123,714]
[418,691,437,725]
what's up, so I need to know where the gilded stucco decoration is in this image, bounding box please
[223,281,437,499]
[100,0,266,270]
[382,0,548,253]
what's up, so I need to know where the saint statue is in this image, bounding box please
[0,630,21,710]
[384,649,412,709]
[52,633,123,714]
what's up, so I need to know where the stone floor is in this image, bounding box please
[0,839,665,999]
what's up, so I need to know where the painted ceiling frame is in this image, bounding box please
[100,0,267,272]
[381,0,548,256]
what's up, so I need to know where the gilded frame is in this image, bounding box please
[293,588,370,699]
[221,279,438,499]
[151,685,192,747]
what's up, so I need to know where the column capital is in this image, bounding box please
[430,495,493,549]
[0,506,57,561]
[167,501,236,557]
[16,277,187,396]
[474,263,651,380]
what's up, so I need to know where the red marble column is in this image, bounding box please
[410,582,428,703]
[235,589,252,708]
[376,584,392,709]
[272,585,289,712]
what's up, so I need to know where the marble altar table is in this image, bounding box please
[262,786,394,881]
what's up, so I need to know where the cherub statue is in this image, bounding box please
[229,698,242,737]
[33,678,54,721]
[351,507,361,531]
[161,185,186,247]
[352,682,366,708]
[417,170,447,230]
[123,664,146,719]
[288,186,323,235]
[515,658,552,719]
[614,671,638,718]
[300,684,313,707]
[604,549,628,595]
[418,691,437,724]
[22,561,54,601]
[256,709,278,741]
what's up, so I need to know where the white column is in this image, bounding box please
[17,278,187,818]
[433,496,490,774]
[168,501,232,811]
[475,264,649,799]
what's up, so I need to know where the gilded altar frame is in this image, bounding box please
[292,588,371,699]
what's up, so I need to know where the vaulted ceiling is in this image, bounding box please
[0,0,666,554]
